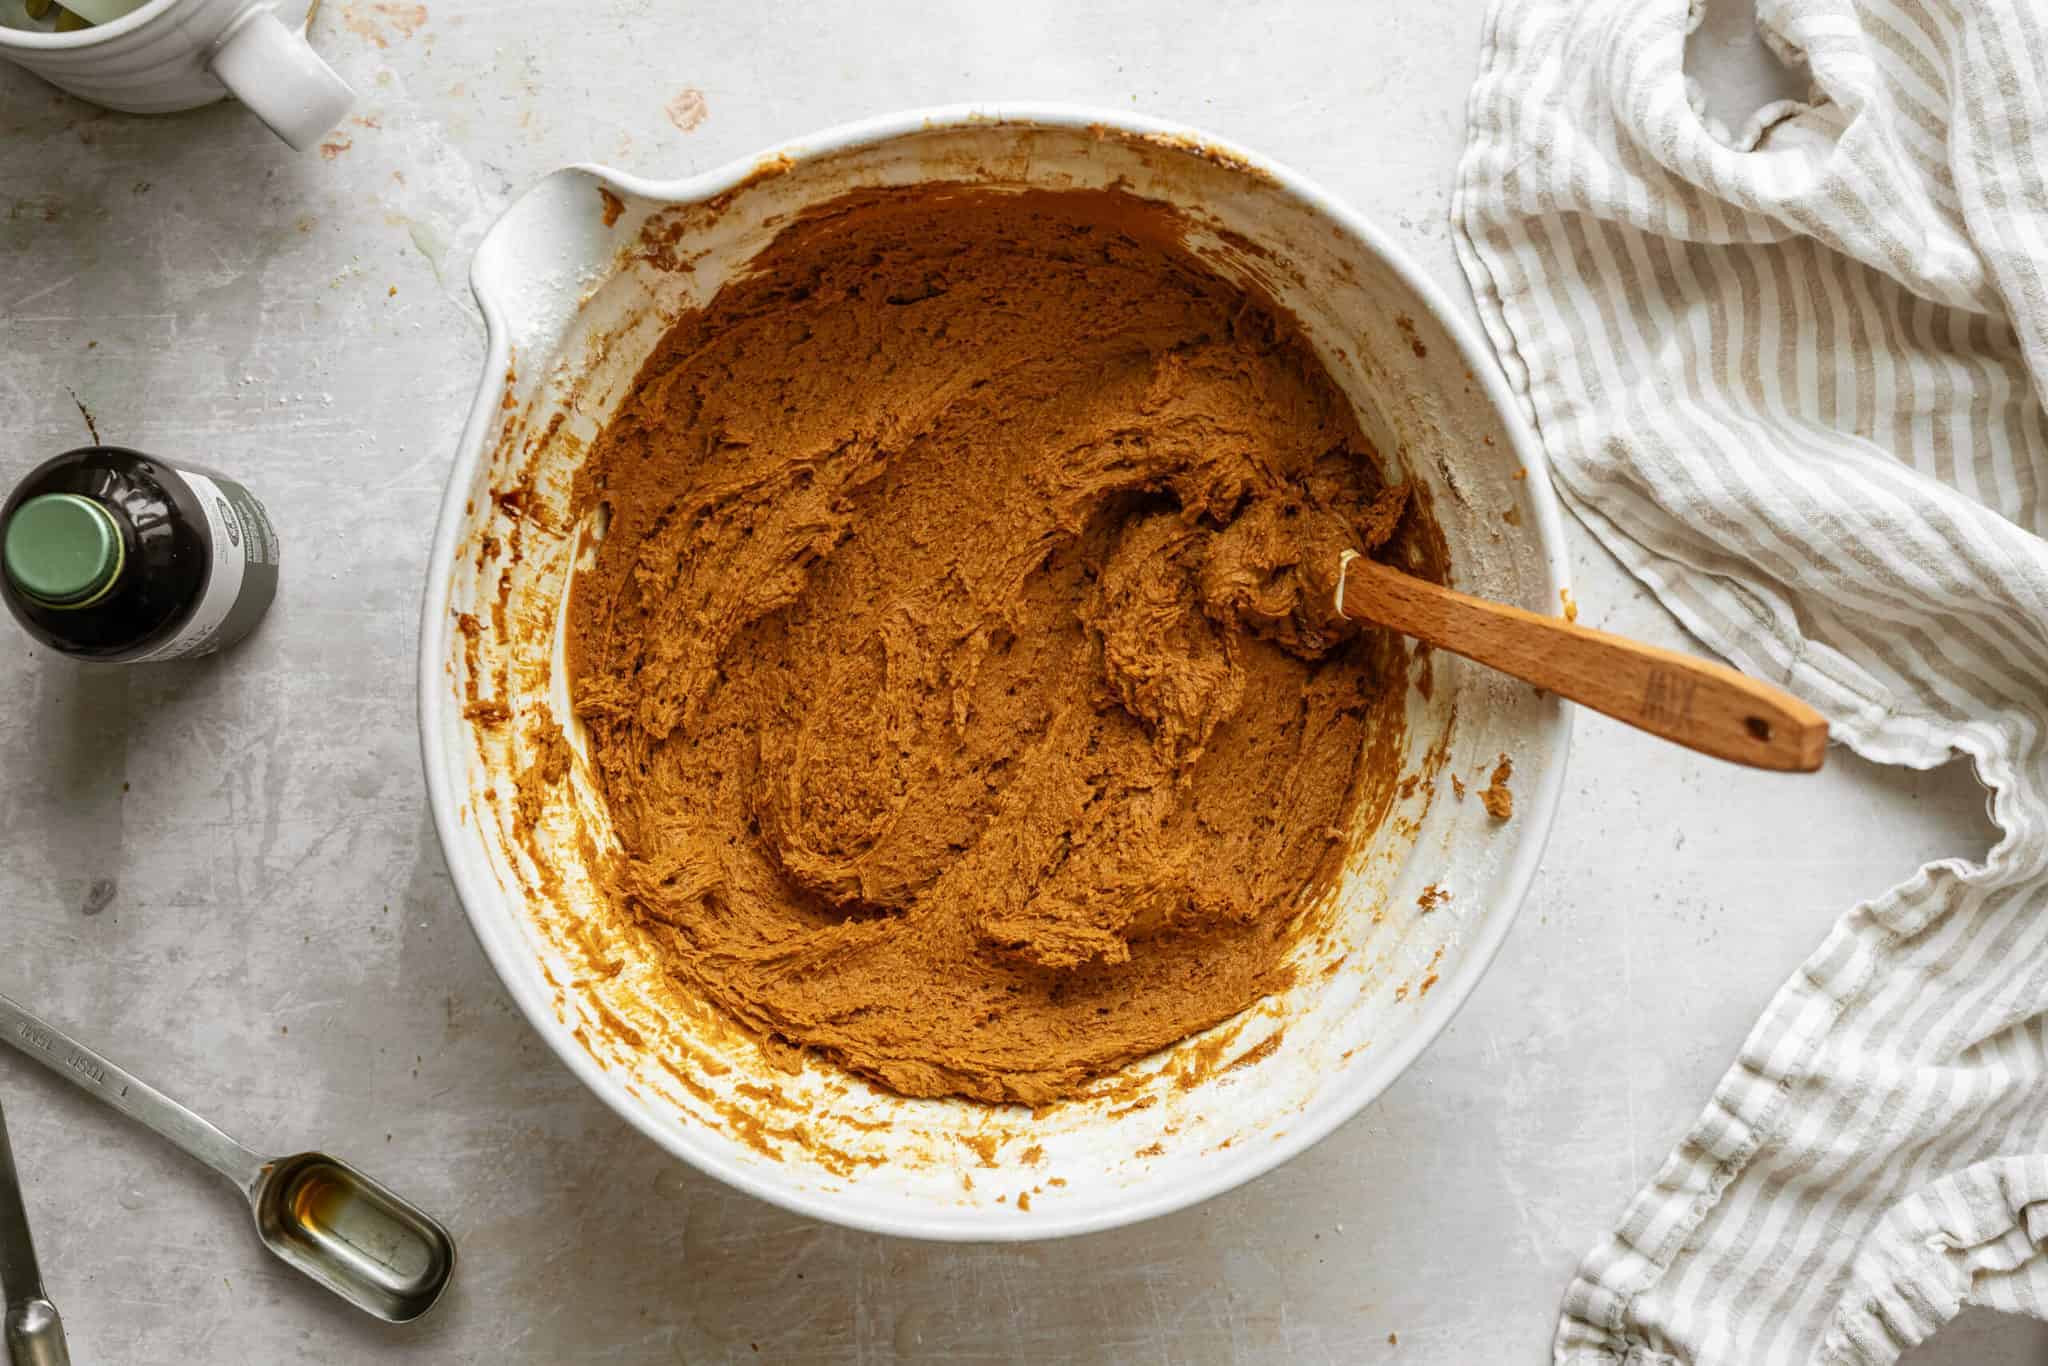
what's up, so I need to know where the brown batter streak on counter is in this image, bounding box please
[69,391,99,445]
[665,88,709,133]
[563,185,1440,1105]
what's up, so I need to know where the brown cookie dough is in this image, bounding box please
[567,185,1425,1104]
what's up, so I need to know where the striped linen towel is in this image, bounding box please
[1452,0,2048,1362]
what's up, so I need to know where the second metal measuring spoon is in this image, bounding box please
[0,992,454,1323]
[0,1096,68,1366]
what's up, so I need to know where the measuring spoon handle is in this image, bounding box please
[5,1299,70,1366]
[0,993,264,1192]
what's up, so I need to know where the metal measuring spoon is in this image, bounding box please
[0,1096,68,1366]
[0,993,454,1323]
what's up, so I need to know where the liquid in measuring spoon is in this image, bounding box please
[0,993,454,1322]
[272,1160,443,1297]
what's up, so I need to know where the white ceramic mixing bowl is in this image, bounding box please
[420,105,1570,1240]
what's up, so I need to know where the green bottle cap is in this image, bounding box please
[4,493,125,608]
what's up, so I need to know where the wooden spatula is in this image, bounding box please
[1335,552,1827,771]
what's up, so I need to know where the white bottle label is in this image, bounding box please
[132,472,257,661]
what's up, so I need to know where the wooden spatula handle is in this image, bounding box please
[1336,553,1827,772]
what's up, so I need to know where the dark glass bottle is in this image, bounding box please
[1,447,280,662]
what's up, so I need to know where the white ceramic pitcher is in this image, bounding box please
[0,0,352,152]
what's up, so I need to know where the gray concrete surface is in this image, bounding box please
[1,2,2041,1362]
